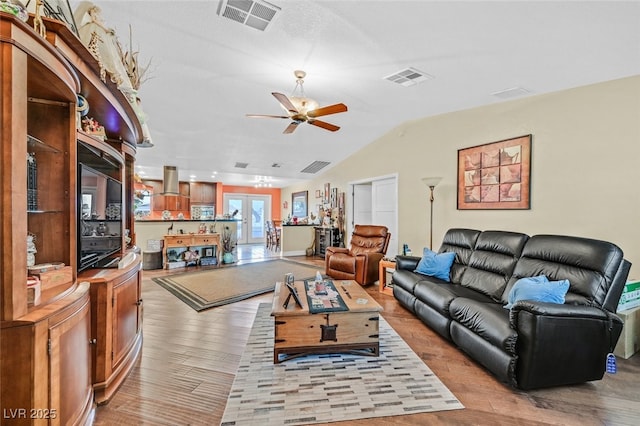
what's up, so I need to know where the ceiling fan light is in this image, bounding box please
[290,96,319,115]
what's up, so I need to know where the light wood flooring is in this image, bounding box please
[94,245,640,425]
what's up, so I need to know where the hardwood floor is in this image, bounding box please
[93,245,640,425]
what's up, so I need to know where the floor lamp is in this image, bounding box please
[422,177,442,250]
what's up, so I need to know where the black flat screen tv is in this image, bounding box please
[77,142,123,271]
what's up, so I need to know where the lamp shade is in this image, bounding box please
[422,177,442,188]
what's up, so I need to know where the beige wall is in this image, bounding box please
[283,75,640,276]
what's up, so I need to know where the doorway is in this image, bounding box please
[223,194,271,245]
[349,174,398,258]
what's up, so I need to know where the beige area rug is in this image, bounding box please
[152,259,321,311]
[221,303,464,425]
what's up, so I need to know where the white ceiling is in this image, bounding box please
[75,1,640,187]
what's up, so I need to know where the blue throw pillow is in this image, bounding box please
[414,248,456,282]
[504,275,570,309]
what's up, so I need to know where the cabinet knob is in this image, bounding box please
[89,339,97,345]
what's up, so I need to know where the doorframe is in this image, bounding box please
[348,173,399,257]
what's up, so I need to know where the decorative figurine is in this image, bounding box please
[33,0,46,38]
[26,233,37,267]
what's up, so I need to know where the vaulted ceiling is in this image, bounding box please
[81,1,640,187]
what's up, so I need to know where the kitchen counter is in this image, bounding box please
[135,219,239,223]
[135,220,238,252]
[281,224,315,256]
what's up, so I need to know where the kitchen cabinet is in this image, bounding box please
[189,182,216,204]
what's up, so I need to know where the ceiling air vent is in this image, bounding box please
[235,162,249,169]
[492,86,532,99]
[384,67,433,87]
[300,161,330,174]
[217,0,280,31]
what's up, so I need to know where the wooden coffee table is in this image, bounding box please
[271,280,383,363]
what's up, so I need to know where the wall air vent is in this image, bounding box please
[492,86,532,99]
[384,67,433,87]
[300,161,330,174]
[217,0,281,31]
[235,162,249,168]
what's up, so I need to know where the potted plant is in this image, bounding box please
[221,226,237,264]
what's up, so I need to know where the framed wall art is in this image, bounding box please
[330,187,338,208]
[457,134,531,210]
[323,183,330,204]
[291,190,308,218]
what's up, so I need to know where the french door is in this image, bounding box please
[223,194,271,244]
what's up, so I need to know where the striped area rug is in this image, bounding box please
[152,259,320,311]
[221,303,464,425]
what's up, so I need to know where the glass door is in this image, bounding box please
[223,194,271,244]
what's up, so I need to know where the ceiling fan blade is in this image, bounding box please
[272,92,298,114]
[307,103,348,118]
[283,121,300,134]
[246,114,290,119]
[309,119,340,132]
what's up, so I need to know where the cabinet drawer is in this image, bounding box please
[164,235,191,246]
[196,236,219,245]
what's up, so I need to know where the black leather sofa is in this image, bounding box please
[392,228,631,390]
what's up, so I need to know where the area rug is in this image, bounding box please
[152,259,321,311]
[220,304,464,425]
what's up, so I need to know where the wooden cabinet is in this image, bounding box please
[80,255,143,404]
[1,282,94,425]
[146,180,215,213]
[162,195,189,211]
[1,14,144,423]
[1,18,78,320]
[189,182,216,204]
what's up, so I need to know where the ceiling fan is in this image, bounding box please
[247,70,347,134]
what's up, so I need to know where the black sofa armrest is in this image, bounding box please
[509,301,623,389]
[509,302,622,326]
[394,255,421,271]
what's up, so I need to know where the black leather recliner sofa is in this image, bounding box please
[392,228,631,390]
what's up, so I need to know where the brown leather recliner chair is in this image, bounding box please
[325,225,391,286]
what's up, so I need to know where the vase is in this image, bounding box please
[222,252,235,264]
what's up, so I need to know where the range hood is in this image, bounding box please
[162,166,179,195]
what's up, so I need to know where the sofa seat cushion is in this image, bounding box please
[413,279,494,316]
[392,269,426,295]
[449,298,518,355]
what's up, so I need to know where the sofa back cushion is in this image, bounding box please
[503,234,624,307]
[438,228,481,283]
[460,230,529,301]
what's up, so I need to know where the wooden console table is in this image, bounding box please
[163,233,220,268]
